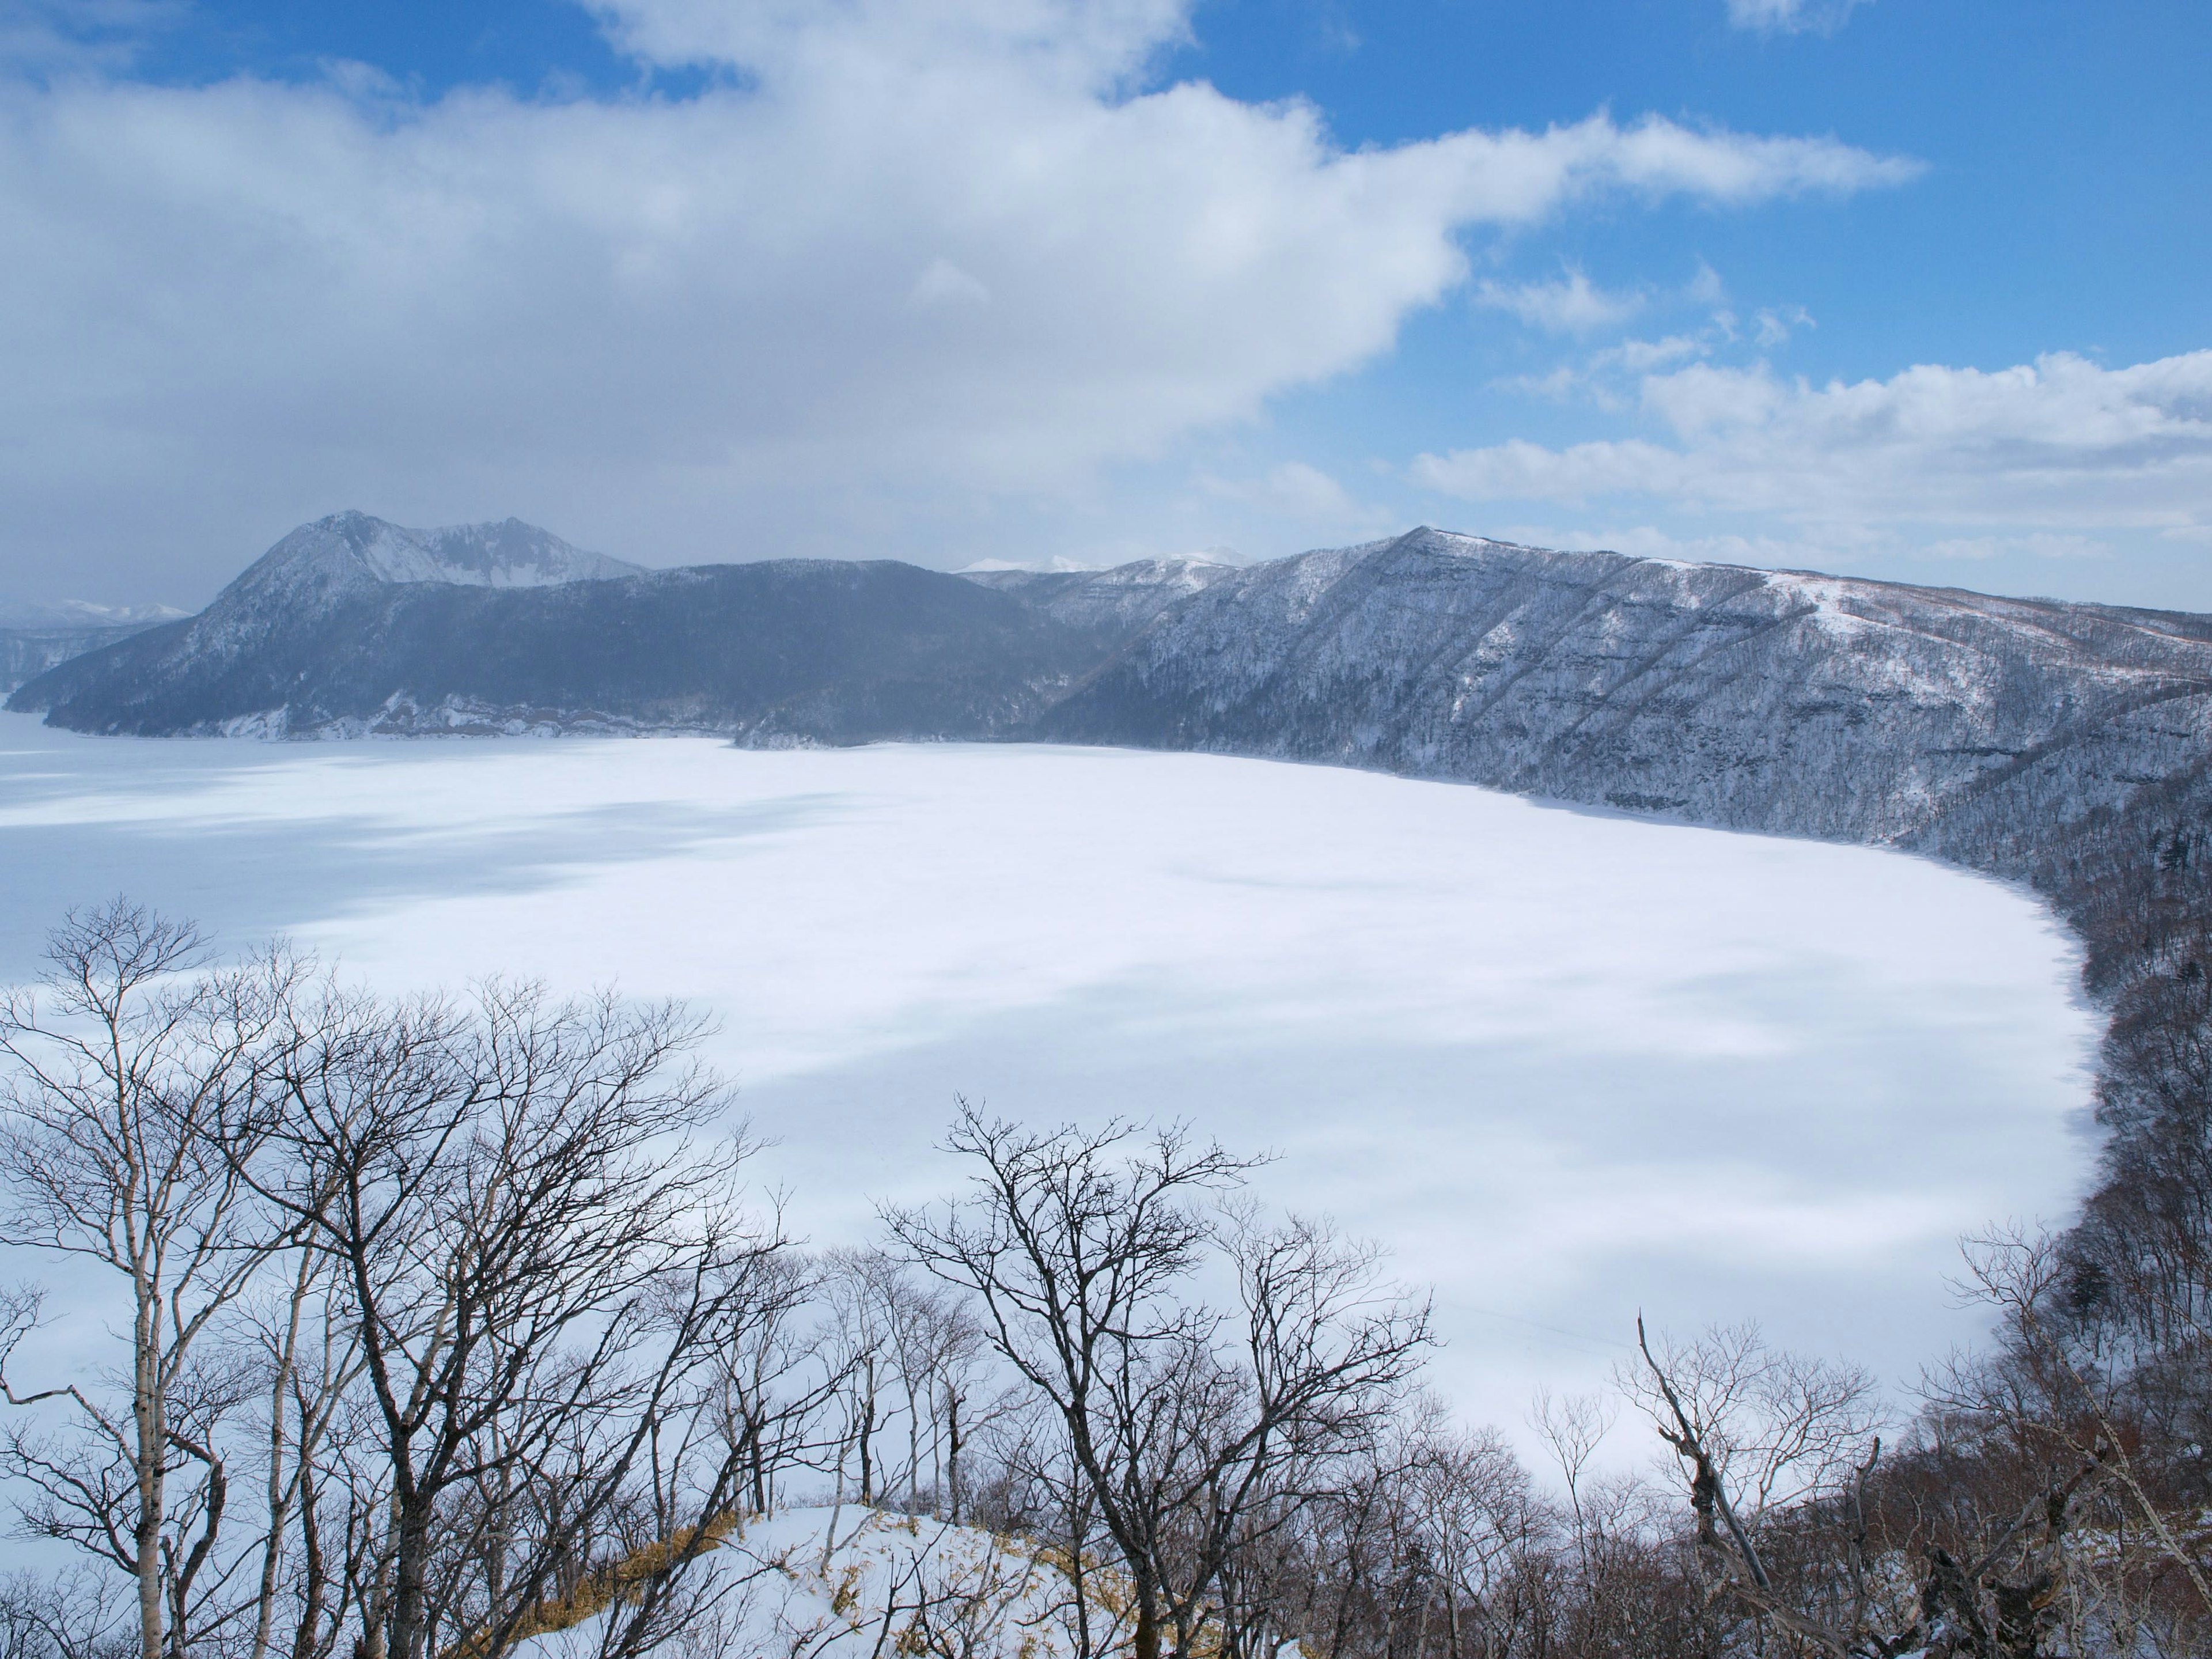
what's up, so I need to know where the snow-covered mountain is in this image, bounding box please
[235,510,640,596]
[5,512,668,726]
[6,514,1146,740]
[1038,527,2212,868]
[959,554,1240,631]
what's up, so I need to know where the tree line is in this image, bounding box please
[2,899,2210,1659]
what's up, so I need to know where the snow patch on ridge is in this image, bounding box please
[517,1506,1111,1659]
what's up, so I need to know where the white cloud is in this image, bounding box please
[1727,0,1872,36]
[1497,332,1714,415]
[1918,533,2112,562]
[1413,351,2212,543]
[1488,269,1804,415]
[1200,460,1388,531]
[1592,334,1713,377]
[0,0,1918,599]
[0,0,179,73]
[1476,269,1643,335]
[1750,304,1810,347]
[1470,522,2116,590]
[1488,521,1876,571]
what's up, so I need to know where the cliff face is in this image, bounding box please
[1037,528,2212,865]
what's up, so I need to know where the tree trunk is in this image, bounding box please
[135,1293,166,1659]
[389,1498,434,1659]
[290,1460,327,1659]
[946,1396,962,1525]
[1134,1582,1162,1659]
[251,1283,305,1659]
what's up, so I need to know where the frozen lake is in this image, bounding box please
[0,717,2094,1444]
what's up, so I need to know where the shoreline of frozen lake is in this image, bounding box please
[0,715,2096,1453]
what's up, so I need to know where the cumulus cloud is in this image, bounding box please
[1412,351,2212,542]
[0,0,1917,598]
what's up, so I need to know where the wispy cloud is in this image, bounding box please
[1488,264,1814,410]
[1726,0,1873,37]
[1476,270,1643,335]
[0,0,180,73]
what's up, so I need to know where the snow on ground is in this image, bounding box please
[0,717,2095,1453]
[517,1506,1107,1659]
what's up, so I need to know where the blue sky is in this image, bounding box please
[4,0,2209,607]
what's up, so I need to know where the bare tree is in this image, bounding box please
[0,902,304,1659]
[820,1248,912,1509]
[887,1104,1430,1659]
[250,975,784,1659]
[1627,1314,2132,1659]
[238,1240,362,1659]
[879,1272,993,1519]
[713,1249,840,1523]
[0,1566,131,1659]
[1915,1229,2212,1656]
[1528,1388,1612,1575]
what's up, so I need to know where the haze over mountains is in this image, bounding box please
[0,599,187,695]
[14,510,2212,887]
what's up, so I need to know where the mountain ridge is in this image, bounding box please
[16,516,2212,897]
[1036,527,2212,863]
[7,520,1148,741]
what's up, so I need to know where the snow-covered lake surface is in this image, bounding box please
[0,717,2094,1444]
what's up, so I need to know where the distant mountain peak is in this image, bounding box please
[0,599,190,630]
[232,512,641,601]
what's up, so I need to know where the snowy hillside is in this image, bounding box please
[1039,527,2212,866]
[959,555,1240,631]
[516,1506,1119,1659]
